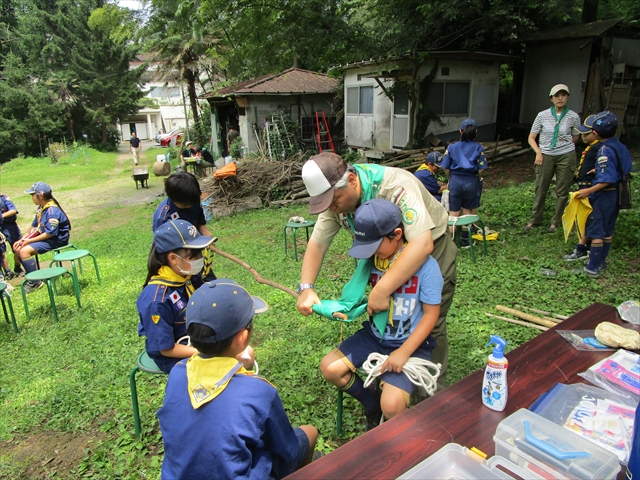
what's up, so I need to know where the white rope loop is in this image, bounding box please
[361,352,441,397]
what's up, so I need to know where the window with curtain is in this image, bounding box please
[346,85,374,115]
[427,82,470,115]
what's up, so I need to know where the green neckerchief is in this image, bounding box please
[550,106,568,149]
[343,164,387,234]
[312,258,389,337]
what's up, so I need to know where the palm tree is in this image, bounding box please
[143,0,224,142]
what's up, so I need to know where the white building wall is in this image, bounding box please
[520,39,591,124]
[345,58,501,150]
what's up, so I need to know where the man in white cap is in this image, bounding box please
[297,152,457,390]
[525,84,580,233]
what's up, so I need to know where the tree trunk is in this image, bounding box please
[582,0,598,23]
[102,122,107,143]
[184,68,200,129]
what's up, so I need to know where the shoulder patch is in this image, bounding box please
[391,187,406,205]
[402,208,417,225]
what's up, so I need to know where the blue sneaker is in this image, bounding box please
[583,266,600,278]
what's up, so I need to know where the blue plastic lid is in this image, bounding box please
[487,335,507,359]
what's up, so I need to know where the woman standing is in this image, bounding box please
[525,84,580,233]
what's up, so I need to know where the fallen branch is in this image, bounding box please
[485,313,548,331]
[213,246,299,299]
[496,305,557,328]
[514,304,568,321]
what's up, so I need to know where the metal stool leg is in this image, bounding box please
[45,279,59,323]
[283,226,288,257]
[292,227,298,261]
[1,293,18,333]
[21,282,31,322]
[69,261,82,308]
[130,365,142,438]
[468,226,476,263]
[88,253,101,284]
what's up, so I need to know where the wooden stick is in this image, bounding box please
[485,313,548,331]
[514,304,568,321]
[212,246,299,299]
[496,305,557,328]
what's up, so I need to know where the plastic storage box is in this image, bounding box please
[398,443,524,479]
[494,409,620,480]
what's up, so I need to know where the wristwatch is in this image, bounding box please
[296,283,315,294]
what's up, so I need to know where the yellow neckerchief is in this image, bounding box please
[35,200,57,231]
[373,242,407,327]
[416,163,437,173]
[575,139,599,179]
[186,355,254,409]
[148,265,195,297]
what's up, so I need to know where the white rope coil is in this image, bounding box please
[361,353,441,397]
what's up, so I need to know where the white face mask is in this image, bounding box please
[175,254,204,276]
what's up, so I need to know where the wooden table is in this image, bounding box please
[288,302,638,479]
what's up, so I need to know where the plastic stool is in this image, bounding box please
[33,243,76,270]
[447,215,487,263]
[283,220,315,261]
[130,351,167,438]
[21,267,82,323]
[0,283,18,333]
[50,249,101,285]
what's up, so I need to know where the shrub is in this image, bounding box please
[46,142,66,163]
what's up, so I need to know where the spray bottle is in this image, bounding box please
[482,335,508,411]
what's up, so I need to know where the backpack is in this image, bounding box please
[618,172,632,210]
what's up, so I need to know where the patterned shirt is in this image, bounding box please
[530,108,580,155]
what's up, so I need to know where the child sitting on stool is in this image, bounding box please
[320,199,443,431]
[14,182,71,293]
[158,279,317,479]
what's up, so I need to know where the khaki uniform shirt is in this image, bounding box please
[311,166,448,245]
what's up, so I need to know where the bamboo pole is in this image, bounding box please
[485,313,548,331]
[514,304,568,321]
[496,305,557,328]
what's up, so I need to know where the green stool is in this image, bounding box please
[0,283,18,333]
[130,351,167,438]
[50,249,101,285]
[447,215,488,263]
[21,267,82,323]
[283,220,315,261]
[34,243,76,270]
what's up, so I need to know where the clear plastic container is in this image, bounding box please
[494,409,620,480]
[398,443,519,479]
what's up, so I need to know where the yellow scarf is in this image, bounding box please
[148,265,195,297]
[373,242,407,327]
[35,200,57,232]
[562,192,593,243]
[416,163,437,173]
[186,355,254,409]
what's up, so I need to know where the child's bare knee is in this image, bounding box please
[320,353,349,384]
[380,387,409,419]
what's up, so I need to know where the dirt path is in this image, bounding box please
[61,143,164,224]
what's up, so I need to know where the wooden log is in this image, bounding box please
[485,313,548,331]
[496,305,557,328]
[514,304,568,321]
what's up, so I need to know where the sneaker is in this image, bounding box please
[23,280,44,293]
[583,266,600,278]
[364,408,383,432]
[564,249,589,262]
[599,262,608,272]
[460,239,476,249]
[4,270,17,280]
[312,451,325,462]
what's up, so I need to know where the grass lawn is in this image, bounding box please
[0,144,638,478]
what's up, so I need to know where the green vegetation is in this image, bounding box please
[0,148,638,478]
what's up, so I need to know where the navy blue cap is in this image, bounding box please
[24,182,52,195]
[574,114,596,134]
[592,111,618,136]
[426,151,442,165]
[153,220,216,253]
[460,118,477,130]
[349,199,402,259]
[186,279,268,343]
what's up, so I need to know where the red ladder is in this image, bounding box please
[315,111,335,153]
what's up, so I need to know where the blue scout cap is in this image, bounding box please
[24,182,52,195]
[592,111,618,136]
[186,279,268,343]
[153,220,216,253]
[349,199,402,259]
[460,118,477,130]
[574,114,596,134]
[426,151,442,165]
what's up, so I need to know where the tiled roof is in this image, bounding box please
[519,18,622,43]
[200,68,338,99]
